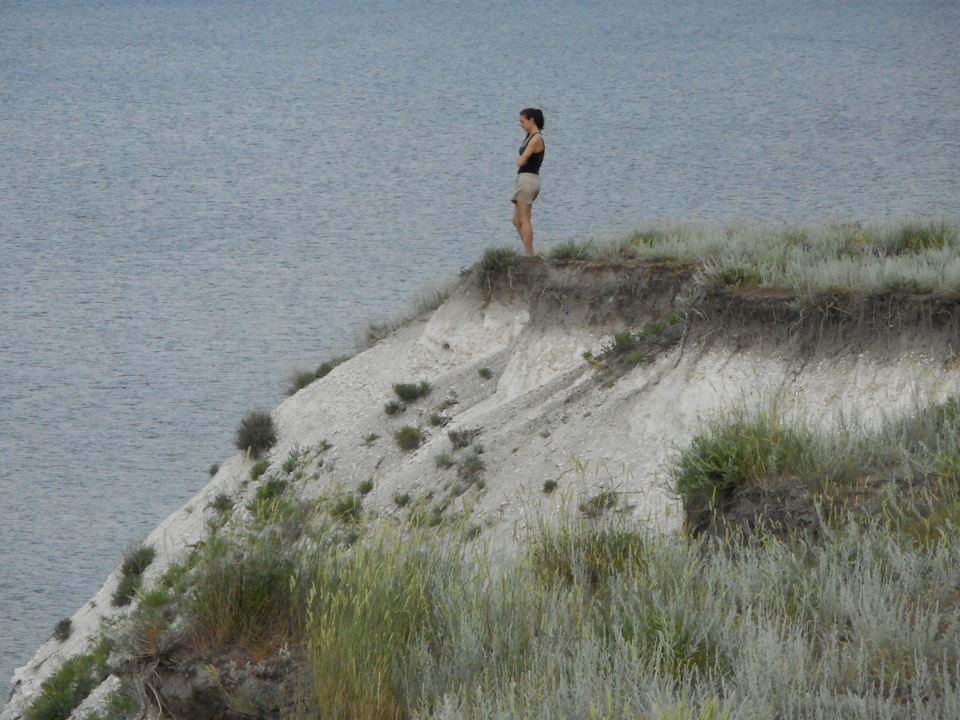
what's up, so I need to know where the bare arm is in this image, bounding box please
[516,133,544,167]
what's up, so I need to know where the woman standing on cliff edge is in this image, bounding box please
[511,108,545,256]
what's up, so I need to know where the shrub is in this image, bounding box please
[478,247,519,276]
[393,493,411,508]
[24,638,113,720]
[448,428,480,450]
[286,355,351,395]
[208,463,220,477]
[286,368,319,396]
[478,367,493,380]
[254,477,288,503]
[393,380,431,402]
[53,618,72,642]
[579,491,617,518]
[358,478,374,495]
[543,479,558,494]
[316,354,350,379]
[548,239,594,261]
[209,493,234,513]
[331,494,362,523]
[609,330,636,353]
[112,544,156,607]
[182,533,297,650]
[235,409,277,459]
[364,432,380,446]
[384,400,402,416]
[672,408,810,504]
[429,413,446,427]
[249,459,270,481]
[394,425,423,451]
[531,522,645,590]
[435,452,454,469]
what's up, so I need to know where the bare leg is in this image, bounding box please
[513,201,534,256]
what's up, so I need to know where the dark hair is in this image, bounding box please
[520,108,545,130]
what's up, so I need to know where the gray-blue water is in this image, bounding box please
[2,0,959,698]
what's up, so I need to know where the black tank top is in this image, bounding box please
[518,132,544,175]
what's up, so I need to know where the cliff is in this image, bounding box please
[5,256,960,719]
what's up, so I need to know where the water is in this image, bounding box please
[2,0,958,698]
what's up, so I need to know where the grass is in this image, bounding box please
[235,409,277,459]
[358,478,374,495]
[393,380,432,402]
[476,247,520,287]
[106,409,960,720]
[209,492,234,513]
[249,458,270,481]
[331,493,363,523]
[112,543,156,607]
[548,239,595,261]
[394,425,423,451]
[286,355,352,395]
[672,393,960,539]
[24,637,113,720]
[53,618,72,642]
[364,432,380,446]
[611,219,960,298]
[447,428,479,450]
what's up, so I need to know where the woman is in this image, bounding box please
[511,108,545,256]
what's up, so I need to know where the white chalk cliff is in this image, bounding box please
[5,260,959,719]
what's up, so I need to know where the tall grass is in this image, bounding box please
[610,220,960,297]
[672,393,960,538]
[104,394,960,720]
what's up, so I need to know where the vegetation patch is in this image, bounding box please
[447,427,480,450]
[673,394,960,540]
[579,490,618,518]
[286,355,351,395]
[331,493,363,523]
[235,409,277,459]
[393,380,431,402]
[24,638,113,720]
[53,618,72,643]
[394,425,423,451]
[208,493,234,514]
[452,452,486,496]
[249,458,270,481]
[112,543,156,607]
[548,239,596,261]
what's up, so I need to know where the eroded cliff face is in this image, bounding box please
[6,260,960,719]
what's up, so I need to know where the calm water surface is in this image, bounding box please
[2,0,959,695]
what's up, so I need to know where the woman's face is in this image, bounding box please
[519,114,535,132]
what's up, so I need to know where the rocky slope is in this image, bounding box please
[5,258,960,719]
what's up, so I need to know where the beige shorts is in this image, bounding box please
[511,173,541,205]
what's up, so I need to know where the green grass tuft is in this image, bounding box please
[112,544,156,607]
[393,380,431,402]
[394,425,423,451]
